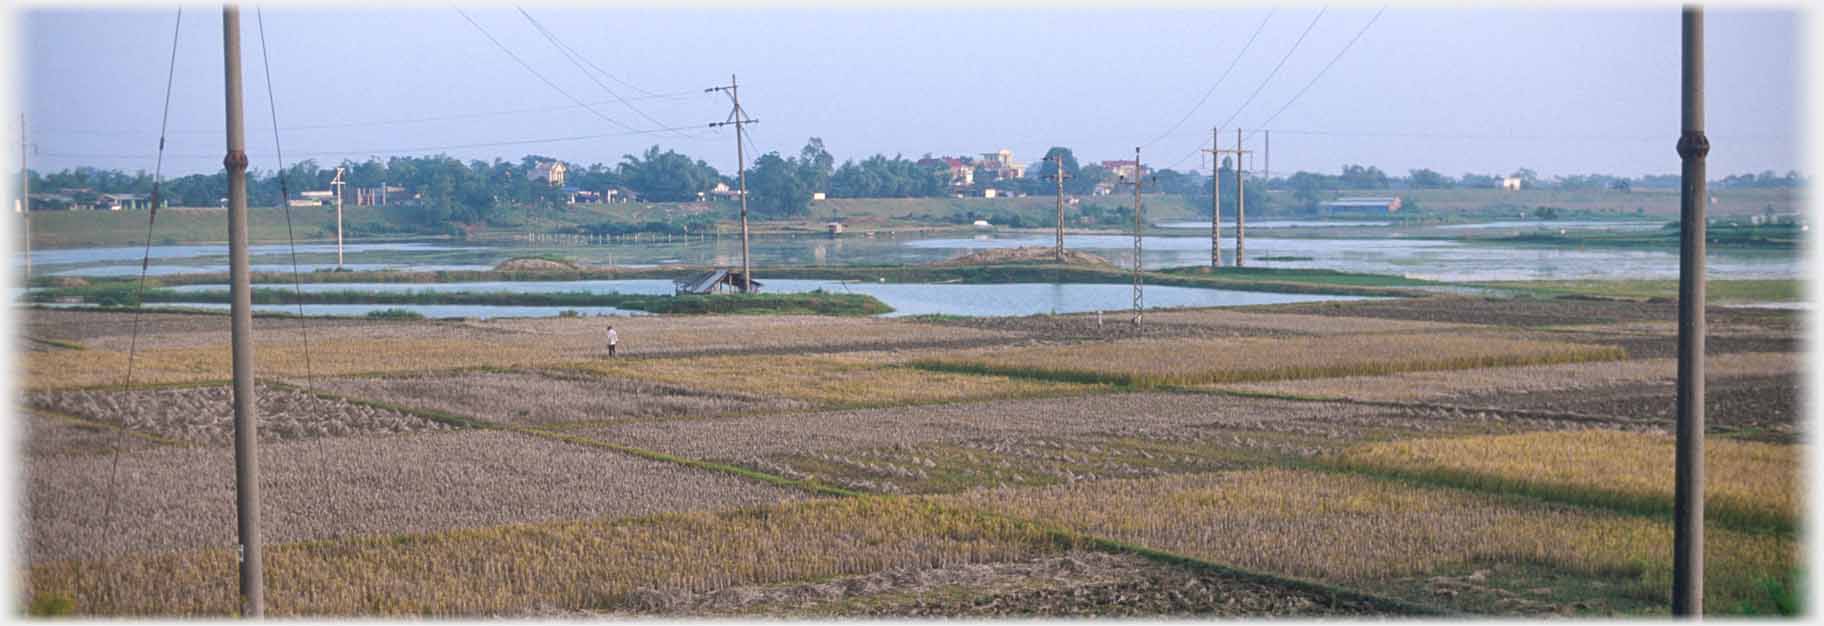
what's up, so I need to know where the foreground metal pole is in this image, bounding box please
[222,4,264,617]
[1673,5,1706,617]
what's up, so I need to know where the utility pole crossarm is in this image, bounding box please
[707,74,757,293]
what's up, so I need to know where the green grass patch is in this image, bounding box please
[29,284,893,317]
[1476,278,1802,303]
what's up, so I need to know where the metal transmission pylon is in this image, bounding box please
[707,75,759,292]
[1042,153,1071,262]
[1117,147,1151,324]
[1207,129,1252,267]
[1200,128,1222,268]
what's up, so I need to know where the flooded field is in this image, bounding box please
[157,279,1371,318]
[20,226,1800,282]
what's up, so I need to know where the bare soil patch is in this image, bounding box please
[1453,374,1803,442]
[23,429,802,563]
[27,384,455,444]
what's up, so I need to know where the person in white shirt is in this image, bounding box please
[605,325,619,358]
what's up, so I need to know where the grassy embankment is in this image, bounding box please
[1476,278,1802,303]
[26,283,891,317]
[1484,223,1802,250]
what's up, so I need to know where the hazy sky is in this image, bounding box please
[14,6,1803,179]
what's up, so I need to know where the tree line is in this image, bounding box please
[23,140,1806,225]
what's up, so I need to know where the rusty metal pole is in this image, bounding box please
[222,4,264,617]
[1673,5,1707,617]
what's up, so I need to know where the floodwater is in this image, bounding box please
[1155,220,1392,229]
[19,225,1801,282]
[163,279,1371,318]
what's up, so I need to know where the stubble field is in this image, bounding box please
[16,296,1805,617]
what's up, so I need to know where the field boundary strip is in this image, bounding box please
[24,336,86,351]
[1316,452,1796,538]
[32,378,236,394]
[27,407,195,448]
[908,345,1627,389]
[1179,386,1668,429]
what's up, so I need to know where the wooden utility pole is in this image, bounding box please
[707,75,758,292]
[1117,147,1148,324]
[1044,154,1070,262]
[221,4,264,617]
[1674,6,1707,616]
[1201,127,1222,268]
[19,114,29,282]
[330,166,345,270]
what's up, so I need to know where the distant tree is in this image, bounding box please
[1532,206,1560,220]
[618,146,720,202]
[1070,164,1111,195]
[797,138,834,194]
[1459,172,1497,188]
[1339,164,1390,189]
[1510,167,1538,189]
[747,152,812,217]
[1407,168,1452,189]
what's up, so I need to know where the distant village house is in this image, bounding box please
[528,160,567,187]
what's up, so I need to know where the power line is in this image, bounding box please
[38,122,715,163]
[34,91,702,138]
[1162,7,1326,172]
[1142,9,1275,148]
[452,6,643,134]
[1214,6,1326,133]
[513,5,695,139]
[1245,6,1385,142]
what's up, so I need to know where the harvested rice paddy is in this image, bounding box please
[15,296,1805,617]
[915,333,1626,387]
[938,469,1797,614]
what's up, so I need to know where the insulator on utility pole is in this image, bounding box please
[707,75,758,293]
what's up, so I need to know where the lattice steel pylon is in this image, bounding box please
[1118,147,1149,325]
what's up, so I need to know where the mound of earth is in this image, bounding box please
[48,276,91,288]
[494,257,579,272]
[935,246,1114,267]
